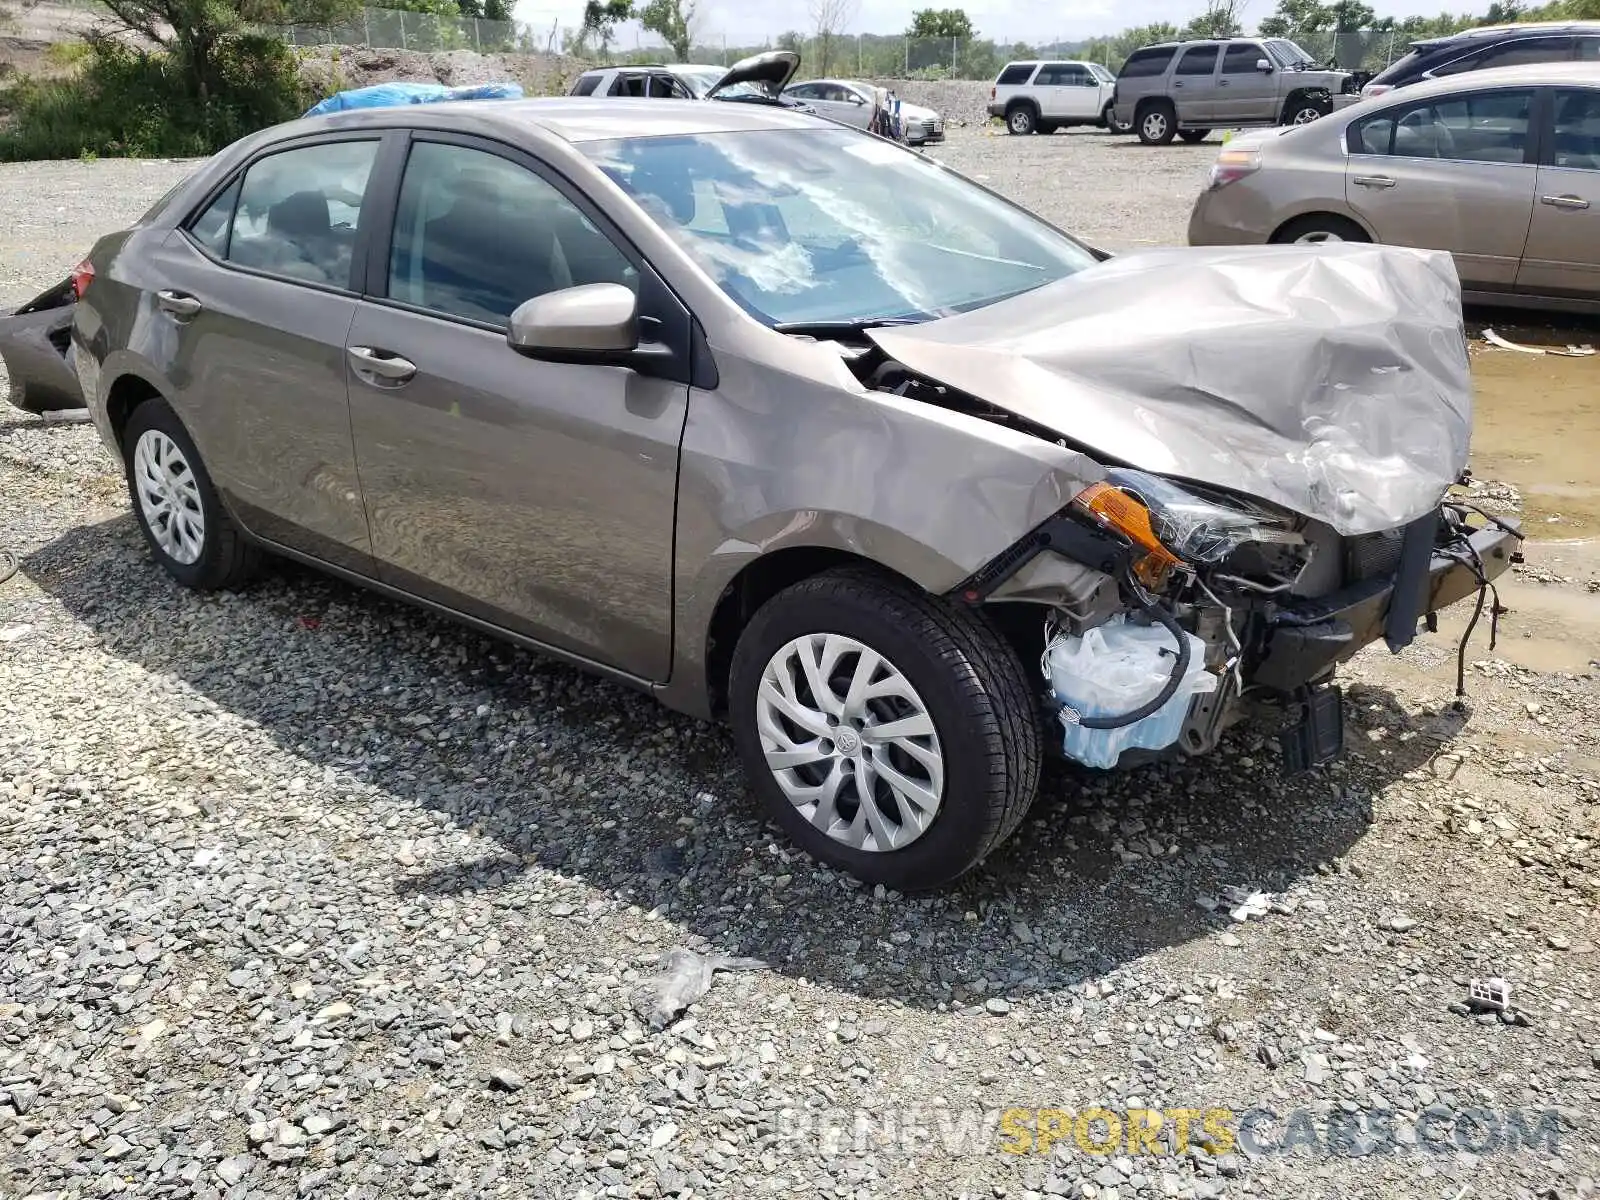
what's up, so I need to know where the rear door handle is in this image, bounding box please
[347,346,417,383]
[1353,174,1397,189]
[156,290,202,318]
[1541,193,1590,210]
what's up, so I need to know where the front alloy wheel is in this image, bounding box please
[1289,103,1325,125]
[728,569,1042,890]
[755,632,944,853]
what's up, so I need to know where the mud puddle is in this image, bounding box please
[1466,314,1600,539]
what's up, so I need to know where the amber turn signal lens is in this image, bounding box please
[1071,482,1185,584]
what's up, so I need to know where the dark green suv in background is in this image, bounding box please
[1112,37,1360,144]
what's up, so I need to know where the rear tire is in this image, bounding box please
[1103,103,1134,134]
[1270,213,1371,246]
[728,569,1042,890]
[1136,101,1177,145]
[122,397,260,591]
[1179,128,1212,143]
[1006,104,1038,135]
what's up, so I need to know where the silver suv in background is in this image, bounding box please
[1112,38,1359,144]
[989,60,1129,134]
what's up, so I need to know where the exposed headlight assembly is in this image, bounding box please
[1070,468,1302,581]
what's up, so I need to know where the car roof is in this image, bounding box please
[1345,60,1600,106]
[291,97,818,143]
[1417,19,1600,47]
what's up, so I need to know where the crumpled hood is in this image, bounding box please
[868,244,1471,537]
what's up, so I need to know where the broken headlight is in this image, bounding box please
[1079,469,1303,567]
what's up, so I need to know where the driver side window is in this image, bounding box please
[386,141,636,327]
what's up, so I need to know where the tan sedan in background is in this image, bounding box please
[1188,62,1600,312]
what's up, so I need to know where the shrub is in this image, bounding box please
[0,35,310,161]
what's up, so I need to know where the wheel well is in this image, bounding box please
[1005,97,1038,114]
[703,547,919,719]
[105,375,163,450]
[1269,211,1369,244]
[1135,96,1174,121]
[1283,88,1331,116]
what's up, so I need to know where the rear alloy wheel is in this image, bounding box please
[122,397,260,590]
[1137,103,1176,145]
[728,569,1041,890]
[1179,128,1212,143]
[1103,104,1134,134]
[1272,213,1371,246]
[1006,104,1038,135]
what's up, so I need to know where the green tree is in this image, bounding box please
[98,0,357,104]
[578,0,633,56]
[1182,0,1244,38]
[636,0,695,60]
[907,7,974,39]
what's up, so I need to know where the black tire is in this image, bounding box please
[1282,95,1330,126]
[1136,101,1177,145]
[1179,128,1212,143]
[1006,103,1038,135]
[1102,104,1134,135]
[728,569,1042,890]
[122,396,260,591]
[1270,213,1372,246]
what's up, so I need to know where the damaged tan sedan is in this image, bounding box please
[67,99,1521,889]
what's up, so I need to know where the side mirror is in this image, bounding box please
[1256,58,1273,72]
[508,283,638,355]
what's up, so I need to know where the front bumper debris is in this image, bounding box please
[1250,519,1521,692]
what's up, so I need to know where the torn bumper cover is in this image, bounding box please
[1,279,84,414]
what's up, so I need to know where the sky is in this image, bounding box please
[515,0,1454,46]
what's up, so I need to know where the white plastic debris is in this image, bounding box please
[1044,614,1216,769]
[629,948,768,1031]
[1220,885,1273,923]
[0,624,33,643]
[1482,328,1596,357]
[1467,977,1511,1013]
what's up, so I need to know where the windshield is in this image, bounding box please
[1266,38,1316,68]
[581,128,1096,327]
[1088,63,1115,82]
[672,66,724,97]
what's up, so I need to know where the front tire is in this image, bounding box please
[122,397,260,590]
[1284,96,1330,126]
[1137,102,1177,145]
[728,569,1042,890]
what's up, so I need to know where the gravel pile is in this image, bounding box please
[295,46,585,99]
[3,137,1599,1200]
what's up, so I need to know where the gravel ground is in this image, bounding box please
[2,136,1599,1200]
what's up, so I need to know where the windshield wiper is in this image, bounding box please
[772,315,927,335]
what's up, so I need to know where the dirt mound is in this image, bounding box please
[295,45,585,100]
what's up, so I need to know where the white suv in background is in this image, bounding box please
[988,60,1131,135]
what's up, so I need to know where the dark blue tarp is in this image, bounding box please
[304,81,523,118]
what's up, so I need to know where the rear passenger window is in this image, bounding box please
[223,140,378,288]
[1119,47,1176,78]
[1035,64,1069,86]
[1350,89,1533,164]
[1221,43,1266,74]
[997,63,1035,85]
[572,74,602,96]
[1551,89,1600,170]
[188,178,241,257]
[1176,46,1219,75]
[386,141,637,326]
[1471,36,1573,70]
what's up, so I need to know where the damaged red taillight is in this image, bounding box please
[70,258,95,300]
[1206,147,1261,190]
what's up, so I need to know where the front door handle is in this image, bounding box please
[347,346,417,383]
[1353,174,1397,189]
[1541,193,1590,210]
[156,290,202,318]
